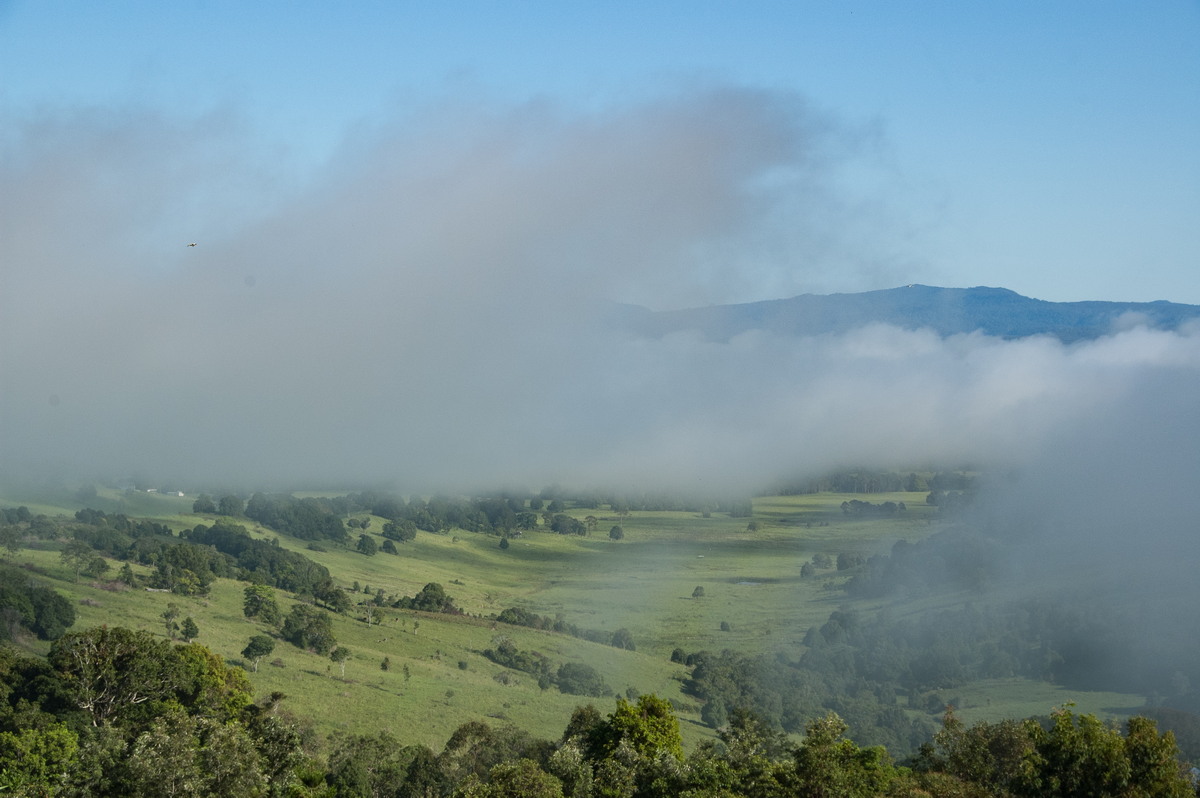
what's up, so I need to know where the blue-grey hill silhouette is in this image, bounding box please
[618,285,1200,343]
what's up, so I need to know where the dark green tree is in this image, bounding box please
[59,539,94,582]
[242,584,281,627]
[180,616,199,643]
[48,626,185,728]
[0,524,22,556]
[330,646,351,678]
[118,562,137,586]
[461,758,565,797]
[280,604,336,655]
[1014,706,1194,798]
[556,663,610,697]
[611,628,635,651]
[241,635,275,672]
[122,710,267,798]
[793,712,897,798]
[381,520,417,543]
[217,495,244,517]
[26,584,76,640]
[325,731,410,798]
[593,694,684,763]
[355,534,377,556]
[0,723,79,794]
[314,579,351,614]
[162,603,181,639]
[192,494,217,514]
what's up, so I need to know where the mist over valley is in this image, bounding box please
[3,56,1200,794]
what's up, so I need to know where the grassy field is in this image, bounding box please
[0,489,1145,749]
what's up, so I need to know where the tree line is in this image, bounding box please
[496,606,636,651]
[0,629,1193,796]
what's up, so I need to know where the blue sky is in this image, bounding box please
[4,1,1197,305]
[4,2,1200,492]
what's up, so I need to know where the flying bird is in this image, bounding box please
[186,242,197,247]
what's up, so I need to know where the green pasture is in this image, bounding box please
[0,489,1153,750]
[943,678,1145,727]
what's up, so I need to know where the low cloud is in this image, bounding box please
[3,88,1199,498]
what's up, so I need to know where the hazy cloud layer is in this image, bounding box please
[3,88,1199,495]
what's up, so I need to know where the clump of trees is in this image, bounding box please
[281,603,337,654]
[392,582,460,614]
[243,492,348,542]
[840,498,905,515]
[0,562,75,641]
[482,637,612,696]
[494,606,635,650]
[184,521,332,595]
[0,626,319,795]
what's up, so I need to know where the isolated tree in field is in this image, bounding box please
[692,586,705,599]
[59,540,94,581]
[608,525,624,540]
[242,634,275,672]
[611,628,635,651]
[330,646,351,677]
[499,536,510,550]
[403,582,457,613]
[314,579,352,614]
[118,561,137,586]
[555,662,609,697]
[162,603,181,639]
[85,555,110,580]
[281,604,336,654]
[381,538,398,554]
[242,584,281,626]
[180,617,199,643]
[355,534,377,556]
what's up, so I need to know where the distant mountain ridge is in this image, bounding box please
[619,285,1200,343]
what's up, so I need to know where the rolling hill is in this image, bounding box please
[616,285,1200,343]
